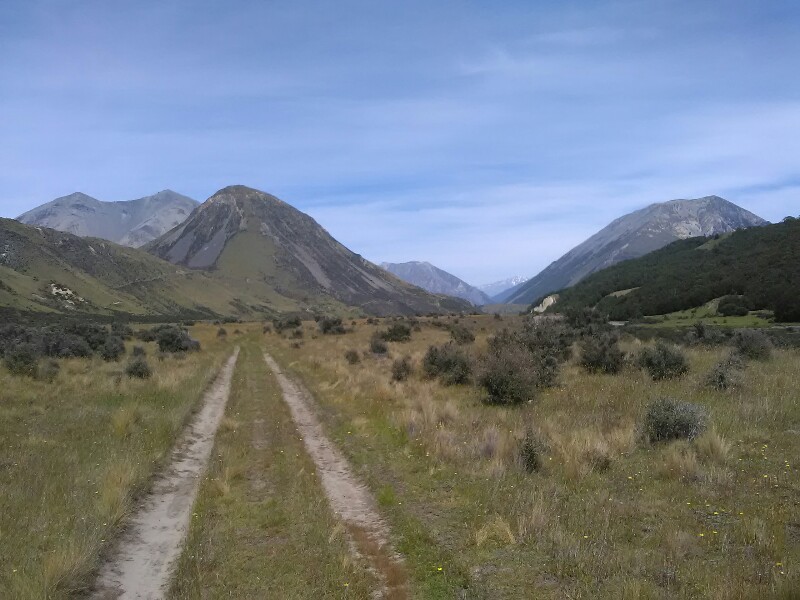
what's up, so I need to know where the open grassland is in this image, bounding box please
[169,336,375,598]
[0,323,231,598]
[268,315,800,599]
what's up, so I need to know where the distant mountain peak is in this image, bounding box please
[503,195,768,305]
[381,261,491,306]
[17,190,198,248]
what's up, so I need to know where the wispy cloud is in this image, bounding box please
[1,0,798,283]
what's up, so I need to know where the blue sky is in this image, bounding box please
[1,1,799,284]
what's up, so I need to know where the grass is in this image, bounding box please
[267,314,800,598]
[0,323,231,598]
[169,335,375,598]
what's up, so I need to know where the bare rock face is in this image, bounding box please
[380,261,491,306]
[17,190,198,248]
[147,185,471,316]
[504,196,768,305]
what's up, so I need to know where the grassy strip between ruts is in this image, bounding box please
[0,323,231,598]
[169,336,375,599]
[267,315,800,599]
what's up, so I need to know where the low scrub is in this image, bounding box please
[379,323,412,342]
[422,342,471,385]
[579,332,624,374]
[157,326,201,354]
[126,357,153,379]
[478,340,543,405]
[3,344,39,377]
[391,356,413,382]
[732,329,772,361]
[638,342,689,380]
[100,336,126,362]
[344,349,361,364]
[318,316,346,335]
[704,353,745,390]
[643,397,707,442]
[369,333,388,355]
[449,325,475,345]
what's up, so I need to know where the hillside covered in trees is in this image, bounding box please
[544,217,800,322]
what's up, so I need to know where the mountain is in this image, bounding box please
[503,196,768,305]
[0,218,250,320]
[147,186,470,316]
[477,276,529,302]
[17,190,198,248]
[380,261,491,306]
[545,217,800,322]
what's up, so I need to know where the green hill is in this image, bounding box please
[542,217,800,322]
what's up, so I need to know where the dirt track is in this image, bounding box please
[91,348,240,600]
[263,352,409,599]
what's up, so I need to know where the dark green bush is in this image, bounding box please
[380,323,412,342]
[273,315,302,333]
[3,344,39,377]
[319,316,346,335]
[519,431,546,473]
[100,336,126,362]
[718,295,751,317]
[132,345,147,357]
[580,332,624,374]
[369,334,388,355]
[643,397,707,442]
[289,328,304,339]
[157,327,201,353]
[126,357,153,379]
[478,340,541,405]
[638,342,689,380]
[516,318,574,362]
[391,356,413,382]
[422,343,471,385]
[732,329,772,360]
[449,325,475,345]
[344,349,361,364]
[111,322,134,340]
[704,353,744,390]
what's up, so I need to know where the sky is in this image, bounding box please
[1,0,799,285]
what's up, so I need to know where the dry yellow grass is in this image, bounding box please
[267,314,800,598]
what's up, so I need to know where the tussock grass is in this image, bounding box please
[268,315,800,598]
[0,323,230,599]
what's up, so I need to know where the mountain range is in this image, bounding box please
[380,261,491,306]
[478,276,529,302]
[502,196,768,305]
[17,190,198,248]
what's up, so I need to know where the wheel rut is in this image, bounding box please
[91,348,240,600]
[263,352,409,600]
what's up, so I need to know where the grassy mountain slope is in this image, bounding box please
[0,218,284,320]
[544,217,800,321]
[148,186,470,316]
[381,261,492,305]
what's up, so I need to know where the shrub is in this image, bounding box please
[126,357,153,379]
[718,295,751,317]
[64,322,110,351]
[519,431,546,473]
[449,325,475,345]
[732,329,772,360]
[369,334,388,355]
[516,318,574,362]
[289,328,304,339]
[318,316,346,335]
[3,344,39,377]
[478,341,541,405]
[100,336,126,362]
[344,349,361,365]
[638,342,689,380]
[136,328,158,342]
[391,356,413,382]
[273,315,302,333]
[643,397,707,442]
[487,329,560,388]
[422,343,472,385]
[157,326,201,353]
[111,322,134,340]
[580,332,624,374]
[37,359,60,383]
[262,324,272,334]
[217,327,228,338]
[380,323,412,342]
[705,353,745,390]
[132,345,147,357]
